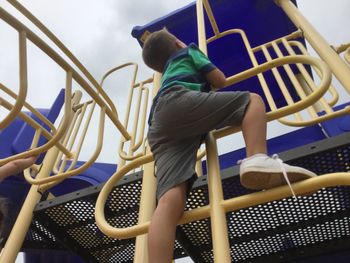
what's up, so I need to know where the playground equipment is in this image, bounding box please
[1,0,350,262]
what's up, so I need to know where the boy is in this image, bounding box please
[142,28,316,262]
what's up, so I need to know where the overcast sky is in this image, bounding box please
[1,0,350,165]
[0,0,349,262]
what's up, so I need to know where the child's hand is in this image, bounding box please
[12,156,38,172]
[0,155,38,181]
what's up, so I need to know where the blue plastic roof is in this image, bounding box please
[132,0,302,111]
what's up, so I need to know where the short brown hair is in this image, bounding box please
[142,29,178,72]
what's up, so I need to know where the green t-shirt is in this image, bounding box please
[160,43,217,93]
[148,43,216,125]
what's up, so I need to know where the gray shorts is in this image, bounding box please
[147,86,250,200]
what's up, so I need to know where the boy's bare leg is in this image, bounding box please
[241,93,267,157]
[148,182,188,263]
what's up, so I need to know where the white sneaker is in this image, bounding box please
[239,154,316,195]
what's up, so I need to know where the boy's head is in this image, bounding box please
[142,28,184,73]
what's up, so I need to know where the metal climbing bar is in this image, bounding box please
[276,0,350,94]
[0,2,139,261]
[1,0,350,262]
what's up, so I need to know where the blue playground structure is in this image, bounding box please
[1,0,350,262]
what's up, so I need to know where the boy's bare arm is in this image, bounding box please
[0,156,37,179]
[206,68,226,90]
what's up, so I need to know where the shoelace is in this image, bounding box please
[272,154,297,199]
[237,154,297,199]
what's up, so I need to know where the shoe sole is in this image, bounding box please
[240,170,315,191]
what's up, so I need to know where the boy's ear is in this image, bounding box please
[175,39,187,49]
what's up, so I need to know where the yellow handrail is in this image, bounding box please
[0,32,27,130]
[7,0,119,116]
[24,106,105,185]
[0,83,57,133]
[0,6,130,140]
[100,63,151,164]
[286,40,339,107]
[0,73,75,165]
[345,47,350,65]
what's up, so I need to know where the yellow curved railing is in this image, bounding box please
[0,83,57,133]
[0,2,141,186]
[0,31,27,131]
[208,28,350,127]
[100,63,151,167]
[0,3,130,140]
[0,2,141,261]
[95,54,332,239]
[345,47,350,65]
[1,0,350,262]
[334,43,350,66]
[0,77,75,165]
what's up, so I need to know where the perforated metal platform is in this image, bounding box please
[15,132,350,262]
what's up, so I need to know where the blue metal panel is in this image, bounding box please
[320,102,350,137]
[131,0,300,110]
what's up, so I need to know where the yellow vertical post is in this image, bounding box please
[0,147,60,263]
[275,0,350,93]
[0,72,76,263]
[205,133,231,262]
[133,73,160,263]
[196,1,231,262]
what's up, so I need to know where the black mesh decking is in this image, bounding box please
[18,132,350,262]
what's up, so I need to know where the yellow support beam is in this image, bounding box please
[276,0,350,94]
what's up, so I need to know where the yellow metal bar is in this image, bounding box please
[0,98,72,160]
[251,30,303,51]
[196,0,207,54]
[333,43,350,54]
[270,41,319,120]
[0,75,76,166]
[276,0,350,94]
[203,0,220,36]
[205,133,231,263]
[0,6,130,140]
[345,47,350,64]
[0,150,60,262]
[25,107,105,186]
[0,83,57,133]
[94,153,350,238]
[219,29,279,111]
[285,39,338,107]
[260,45,303,122]
[94,55,332,240]
[196,1,231,262]
[128,84,144,156]
[0,77,77,261]
[95,153,154,239]
[8,0,119,116]
[195,158,204,177]
[133,73,160,263]
[0,31,27,130]
[56,107,85,173]
[66,103,97,171]
[131,86,149,152]
[215,55,331,137]
[222,173,350,212]
[100,63,142,168]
